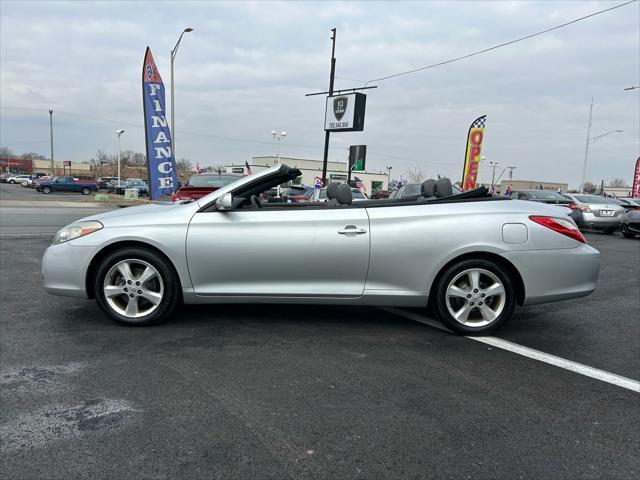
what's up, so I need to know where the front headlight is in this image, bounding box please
[53,221,103,245]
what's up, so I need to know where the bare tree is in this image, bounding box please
[582,181,598,194]
[176,158,193,172]
[407,166,426,183]
[606,178,628,188]
[19,152,47,161]
[0,146,14,159]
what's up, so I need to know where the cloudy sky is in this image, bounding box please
[1,0,638,187]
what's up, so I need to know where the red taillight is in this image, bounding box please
[567,202,577,210]
[529,215,586,244]
[171,194,177,201]
[579,205,591,213]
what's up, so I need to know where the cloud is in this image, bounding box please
[1,0,638,187]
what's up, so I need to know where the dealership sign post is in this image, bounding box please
[142,47,178,200]
[461,115,487,191]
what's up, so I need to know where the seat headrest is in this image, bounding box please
[326,182,339,200]
[421,179,436,197]
[435,178,453,198]
[336,184,353,205]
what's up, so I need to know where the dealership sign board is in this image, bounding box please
[324,93,367,132]
[461,115,487,191]
[142,47,178,200]
[349,145,367,171]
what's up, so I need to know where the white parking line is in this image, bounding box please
[382,307,640,393]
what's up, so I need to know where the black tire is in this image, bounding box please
[622,231,636,239]
[434,258,516,335]
[9,180,15,184]
[603,227,616,234]
[94,247,180,326]
[81,187,91,195]
[42,186,52,194]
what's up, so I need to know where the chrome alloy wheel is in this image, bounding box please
[103,259,164,318]
[445,268,506,327]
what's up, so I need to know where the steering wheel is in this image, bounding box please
[250,195,263,209]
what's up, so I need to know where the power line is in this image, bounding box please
[364,0,637,86]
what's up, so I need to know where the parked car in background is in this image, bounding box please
[388,183,422,199]
[621,209,640,238]
[564,194,625,234]
[97,177,116,190]
[36,176,98,195]
[171,173,242,201]
[282,185,315,203]
[107,180,129,195]
[509,190,573,207]
[0,173,11,183]
[20,172,48,187]
[309,185,368,202]
[125,178,149,197]
[32,176,54,189]
[371,190,391,199]
[6,174,31,184]
[607,197,640,211]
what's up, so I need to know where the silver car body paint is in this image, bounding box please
[42,165,600,308]
[565,194,625,229]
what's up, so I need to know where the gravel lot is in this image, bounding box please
[1,185,638,479]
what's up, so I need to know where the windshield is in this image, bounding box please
[187,174,240,188]
[574,195,615,204]
[127,179,146,185]
[525,191,566,200]
[403,184,421,196]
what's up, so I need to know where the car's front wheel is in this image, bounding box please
[603,227,616,235]
[434,258,516,335]
[622,231,636,239]
[41,186,52,194]
[94,248,180,326]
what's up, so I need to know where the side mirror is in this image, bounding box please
[215,192,233,210]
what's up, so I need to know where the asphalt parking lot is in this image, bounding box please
[1,184,639,479]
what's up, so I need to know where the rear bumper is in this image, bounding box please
[573,212,622,229]
[502,244,600,306]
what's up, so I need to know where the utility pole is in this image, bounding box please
[321,28,337,185]
[48,109,54,175]
[580,97,594,194]
[507,166,516,180]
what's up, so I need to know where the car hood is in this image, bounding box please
[77,201,199,226]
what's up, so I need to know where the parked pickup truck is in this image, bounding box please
[36,176,98,195]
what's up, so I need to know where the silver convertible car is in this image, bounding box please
[42,164,600,334]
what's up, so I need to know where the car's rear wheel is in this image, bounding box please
[434,259,516,335]
[603,227,616,234]
[94,248,180,326]
[81,187,90,195]
[41,186,51,194]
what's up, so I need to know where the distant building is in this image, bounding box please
[225,156,389,192]
[496,179,569,195]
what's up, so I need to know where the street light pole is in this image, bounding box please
[386,166,392,190]
[271,130,286,164]
[489,160,499,191]
[580,97,594,194]
[116,129,125,185]
[170,27,194,160]
[48,109,54,175]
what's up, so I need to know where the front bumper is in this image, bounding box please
[502,243,600,305]
[42,241,96,298]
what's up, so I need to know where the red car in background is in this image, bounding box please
[172,173,242,201]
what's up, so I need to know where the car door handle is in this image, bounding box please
[338,225,367,235]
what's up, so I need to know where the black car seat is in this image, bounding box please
[326,182,340,206]
[419,179,437,200]
[435,177,453,198]
[336,183,353,205]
